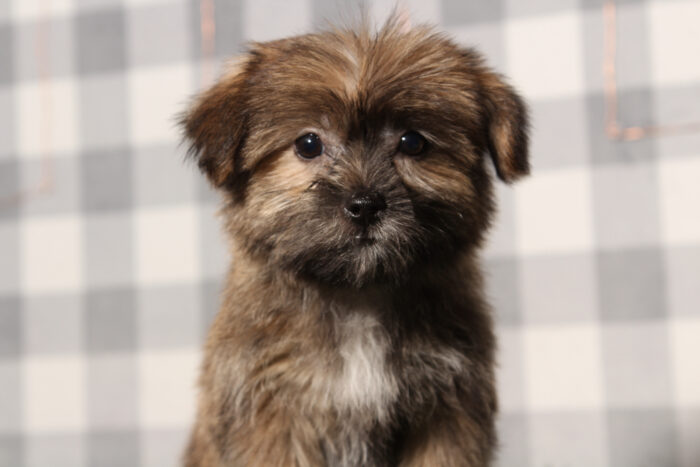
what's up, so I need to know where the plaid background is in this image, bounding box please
[0,0,699,466]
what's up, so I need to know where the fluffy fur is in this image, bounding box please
[181,17,529,467]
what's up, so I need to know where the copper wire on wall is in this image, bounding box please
[603,0,700,141]
[200,0,216,86]
[0,0,55,207]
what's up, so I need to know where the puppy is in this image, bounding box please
[180,17,529,467]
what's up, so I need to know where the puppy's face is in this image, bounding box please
[182,22,529,287]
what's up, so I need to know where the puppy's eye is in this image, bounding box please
[294,133,324,159]
[398,131,427,156]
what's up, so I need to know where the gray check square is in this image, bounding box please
[14,17,74,81]
[485,257,521,325]
[197,172,221,204]
[581,0,646,8]
[442,0,503,26]
[0,224,19,296]
[88,430,140,467]
[0,361,21,433]
[85,213,134,288]
[201,278,223,337]
[0,295,21,357]
[598,248,667,322]
[603,322,672,407]
[77,8,126,75]
[127,0,190,66]
[0,158,19,220]
[608,409,678,467]
[529,411,608,467]
[521,253,598,323]
[580,5,607,92]
[677,409,700,467]
[592,161,660,249]
[142,429,189,467]
[26,433,85,467]
[134,143,197,207]
[497,327,526,411]
[0,23,13,84]
[529,97,589,168]
[85,287,136,352]
[666,245,700,317]
[199,203,228,279]
[617,88,656,129]
[20,156,81,216]
[76,0,123,11]
[585,92,656,166]
[505,0,577,17]
[495,413,529,467]
[0,435,23,467]
[213,0,244,58]
[187,0,204,60]
[23,293,82,355]
[82,147,132,212]
[138,284,200,349]
[614,3,653,90]
[88,354,138,428]
[654,83,700,128]
[655,132,700,163]
[0,88,15,159]
[79,73,128,151]
[449,22,505,72]
[312,0,354,27]
[483,183,517,257]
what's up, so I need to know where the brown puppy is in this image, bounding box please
[180,17,529,467]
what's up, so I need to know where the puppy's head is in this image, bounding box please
[181,20,529,287]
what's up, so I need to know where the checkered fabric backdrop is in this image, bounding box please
[1,0,699,466]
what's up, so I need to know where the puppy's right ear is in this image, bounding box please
[180,56,253,187]
[479,70,530,184]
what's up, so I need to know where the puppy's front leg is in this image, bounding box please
[231,408,325,467]
[185,404,325,467]
[398,408,495,467]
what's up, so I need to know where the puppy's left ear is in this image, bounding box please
[180,56,254,188]
[480,71,530,183]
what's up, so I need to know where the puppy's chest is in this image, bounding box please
[323,310,466,419]
[326,311,398,419]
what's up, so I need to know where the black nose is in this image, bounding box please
[344,192,386,226]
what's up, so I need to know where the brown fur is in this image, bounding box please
[180,17,529,467]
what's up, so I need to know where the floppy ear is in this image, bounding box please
[480,71,530,183]
[180,57,253,188]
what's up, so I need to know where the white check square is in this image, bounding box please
[670,318,700,407]
[659,155,700,245]
[515,167,594,255]
[128,63,193,146]
[11,0,74,22]
[24,355,86,432]
[139,349,200,429]
[17,78,78,159]
[244,0,312,42]
[505,11,584,99]
[135,204,200,285]
[649,0,700,86]
[524,324,604,410]
[21,215,83,294]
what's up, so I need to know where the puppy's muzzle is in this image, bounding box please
[344,191,386,227]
